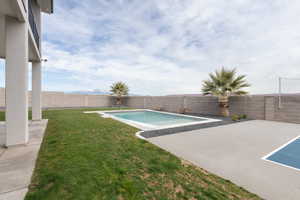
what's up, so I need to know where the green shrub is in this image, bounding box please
[240,114,247,119]
[231,114,240,121]
[231,114,247,121]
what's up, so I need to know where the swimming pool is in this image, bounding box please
[100,109,221,130]
[263,135,300,171]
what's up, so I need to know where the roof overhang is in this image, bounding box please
[37,0,53,14]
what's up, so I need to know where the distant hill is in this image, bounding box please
[67,90,140,96]
[67,90,110,95]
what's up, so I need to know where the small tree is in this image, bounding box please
[202,68,250,117]
[110,82,129,106]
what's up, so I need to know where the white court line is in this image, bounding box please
[262,135,300,172]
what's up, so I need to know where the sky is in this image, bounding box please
[1,0,300,95]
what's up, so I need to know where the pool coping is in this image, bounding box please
[97,109,221,130]
[261,135,300,172]
[85,109,223,139]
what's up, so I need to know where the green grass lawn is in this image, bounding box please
[20,108,261,200]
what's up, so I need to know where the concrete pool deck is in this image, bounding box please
[148,120,300,200]
[0,120,48,200]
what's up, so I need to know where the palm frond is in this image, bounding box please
[110,82,129,96]
[234,90,248,95]
[202,68,250,97]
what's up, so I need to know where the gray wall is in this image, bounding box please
[229,96,266,120]
[40,92,113,108]
[0,88,299,124]
[268,96,300,124]
[0,88,113,108]
[124,95,300,124]
[124,96,220,115]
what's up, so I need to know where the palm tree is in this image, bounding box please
[202,68,250,117]
[110,82,129,106]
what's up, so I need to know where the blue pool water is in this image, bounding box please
[108,111,205,126]
[266,137,300,170]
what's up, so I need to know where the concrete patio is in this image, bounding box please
[148,120,300,200]
[0,120,48,200]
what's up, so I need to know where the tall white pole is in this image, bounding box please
[278,77,282,109]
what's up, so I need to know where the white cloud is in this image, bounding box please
[42,0,300,95]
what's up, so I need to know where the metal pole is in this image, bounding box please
[278,77,282,109]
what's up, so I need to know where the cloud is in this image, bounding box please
[41,0,300,95]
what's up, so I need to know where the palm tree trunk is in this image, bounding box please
[218,96,229,117]
[117,96,122,108]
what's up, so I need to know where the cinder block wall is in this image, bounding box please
[125,95,300,124]
[145,96,185,112]
[0,88,299,124]
[0,88,5,107]
[0,88,113,108]
[39,92,113,108]
[271,96,300,124]
[124,96,220,114]
[185,96,219,115]
[229,96,266,120]
[123,96,145,108]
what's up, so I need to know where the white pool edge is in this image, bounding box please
[261,135,300,172]
[135,131,146,140]
[91,109,221,131]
